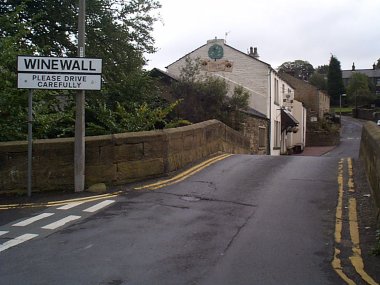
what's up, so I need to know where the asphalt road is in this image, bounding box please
[0,116,377,285]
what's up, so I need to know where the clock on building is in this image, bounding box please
[208,44,224,60]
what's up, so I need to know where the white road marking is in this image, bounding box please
[41,215,81,230]
[12,213,55,227]
[0,233,38,253]
[0,231,9,236]
[57,201,85,210]
[83,199,115,213]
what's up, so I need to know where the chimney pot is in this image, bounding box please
[248,46,259,59]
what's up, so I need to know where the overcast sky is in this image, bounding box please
[145,0,380,72]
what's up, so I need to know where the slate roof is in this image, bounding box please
[240,107,268,120]
[342,69,380,79]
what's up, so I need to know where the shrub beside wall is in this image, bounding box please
[0,120,250,194]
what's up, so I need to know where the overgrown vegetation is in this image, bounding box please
[346,73,376,107]
[0,0,188,142]
[172,57,250,131]
[308,116,340,133]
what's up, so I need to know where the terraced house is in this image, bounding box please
[165,38,306,155]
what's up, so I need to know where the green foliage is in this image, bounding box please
[172,57,249,130]
[0,29,31,141]
[315,65,329,75]
[376,59,380,69]
[0,0,172,141]
[278,60,315,80]
[33,92,76,138]
[346,73,375,107]
[308,118,340,133]
[85,99,181,136]
[309,73,327,91]
[179,57,201,83]
[327,55,345,105]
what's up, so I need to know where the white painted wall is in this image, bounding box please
[289,100,307,151]
[166,39,270,116]
[166,38,302,155]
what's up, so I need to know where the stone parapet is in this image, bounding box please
[0,120,250,194]
[359,121,380,221]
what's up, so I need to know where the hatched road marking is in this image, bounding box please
[0,234,38,253]
[57,201,85,210]
[1,199,116,253]
[41,215,81,230]
[12,213,55,227]
[83,199,115,213]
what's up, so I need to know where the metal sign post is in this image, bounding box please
[27,89,33,197]
[17,0,101,195]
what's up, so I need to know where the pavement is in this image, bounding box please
[294,146,337,156]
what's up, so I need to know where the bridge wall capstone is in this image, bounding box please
[0,120,250,194]
[359,121,380,221]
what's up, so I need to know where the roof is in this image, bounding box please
[150,68,179,81]
[342,69,380,79]
[165,39,272,70]
[279,72,329,97]
[240,107,268,120]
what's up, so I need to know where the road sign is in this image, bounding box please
[17,56,102,90]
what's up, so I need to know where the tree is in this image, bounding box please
[0,0,165,141]
[172,57,249,130]
[346,73,375,107]
[315,65,329,75]
[327,55,345,105]
[278,60,315,80]
[309,73,327,91]
[309,65,329,91]
[376,58,380,69]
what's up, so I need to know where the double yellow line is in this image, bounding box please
[0,191,122,210]
[0,154,232,210]
[332,158,378,285]
[135,153,232,191]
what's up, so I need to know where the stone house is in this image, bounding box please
[279,72,330,120]
[342,63,380,96]
[166,38,303,155]
[150,67,270,155]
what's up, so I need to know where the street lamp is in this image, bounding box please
[339,93,346,124]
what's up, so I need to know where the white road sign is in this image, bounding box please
[17,56,102,90]
[18,73,102,90]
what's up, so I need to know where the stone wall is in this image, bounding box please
[0,120,250,194]
[306,130,340,147]
[359,121,380,220]
[240,114,269,155]
[355,108,380,121]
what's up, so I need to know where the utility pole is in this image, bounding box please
[75,0,86,192]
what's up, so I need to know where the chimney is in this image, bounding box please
[249,47,259,59]
[352,62,355,71]
[373,63,376,70]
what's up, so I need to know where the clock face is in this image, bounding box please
[208,44,224,60]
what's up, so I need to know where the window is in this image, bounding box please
[274,121,281,148]
[274,79,279,104]
[259,127,266,148]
